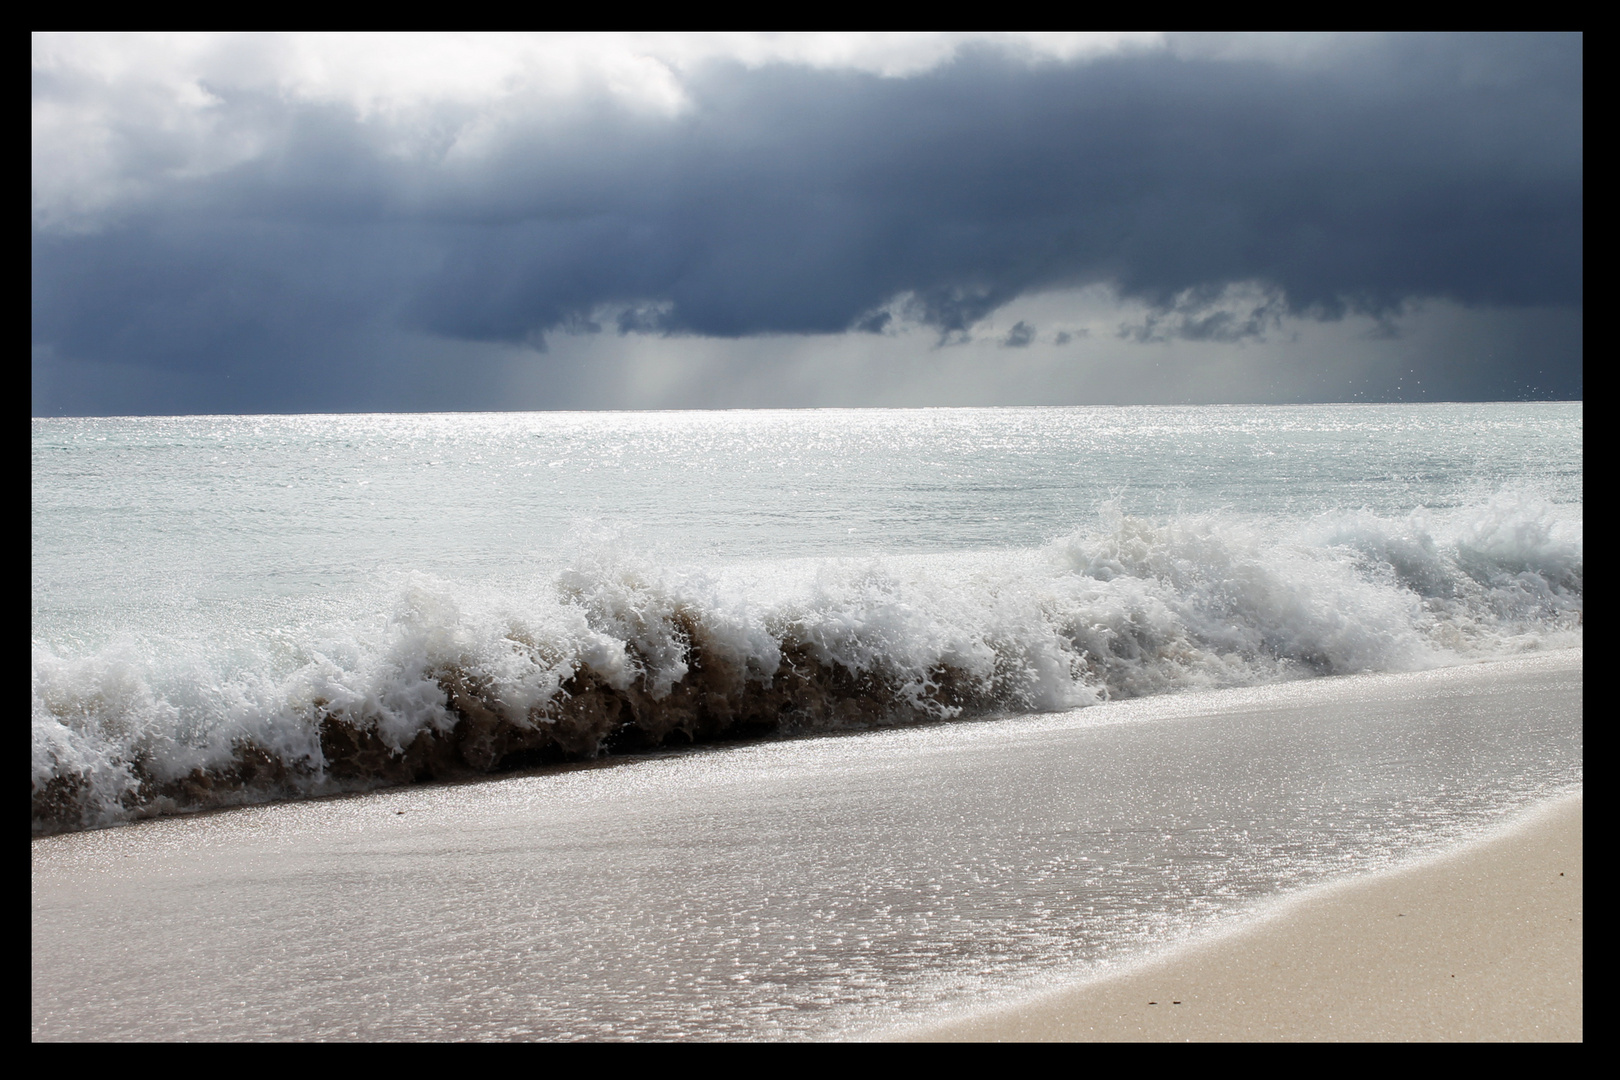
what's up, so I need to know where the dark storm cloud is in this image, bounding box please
[32,33,1582,411]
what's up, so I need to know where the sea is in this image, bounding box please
[31,403,1584,1039]
[33,404,1582,834]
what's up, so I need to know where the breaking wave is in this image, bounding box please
[33,493,1581,834]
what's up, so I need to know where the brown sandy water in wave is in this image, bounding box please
[33,618,1010,834]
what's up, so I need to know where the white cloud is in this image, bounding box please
[32,32,1165,228]
[32,34,270,228]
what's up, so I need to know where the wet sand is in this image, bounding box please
[902,793,1582,1042]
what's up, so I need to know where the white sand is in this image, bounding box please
[902,793,1582,1042]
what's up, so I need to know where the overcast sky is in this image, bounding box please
[32,32,1582,415]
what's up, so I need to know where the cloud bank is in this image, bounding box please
[32,32,1582,414]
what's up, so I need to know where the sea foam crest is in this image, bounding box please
[32,494,1581,833]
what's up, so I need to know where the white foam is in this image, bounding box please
[32,492,1583,831]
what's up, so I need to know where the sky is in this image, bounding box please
[31,32,1582,416]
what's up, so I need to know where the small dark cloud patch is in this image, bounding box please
[1118,288,1289,344]
[615,302,677,337]
[32,33,1583,412]
[1002,321,1035,348]
[1053,331,1072,346]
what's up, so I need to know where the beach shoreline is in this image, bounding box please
[33,653,1582,1042]
[897,792,1583,1042]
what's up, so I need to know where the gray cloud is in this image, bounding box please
[32,33,1582,413]
[1117,286,1290,344]
[1002,321,1035,348]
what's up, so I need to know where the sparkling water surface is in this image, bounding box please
[33,404,1581,645]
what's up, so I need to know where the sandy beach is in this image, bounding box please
[32,652,1582,1041]
[32,28,1583,1047]
[902,792,1582,1041]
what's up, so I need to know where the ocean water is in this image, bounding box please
[32,404,1582,833]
